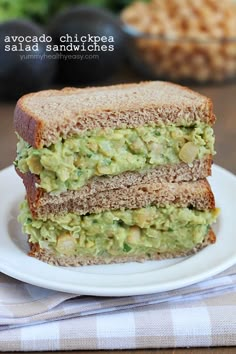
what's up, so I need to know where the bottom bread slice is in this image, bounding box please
[29,229,216,266]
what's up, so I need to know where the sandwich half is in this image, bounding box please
[18,179,219,266]
[14,81,215,218]
[14,81,218,266]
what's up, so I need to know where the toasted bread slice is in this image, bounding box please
[14,81,215,148]
[28,229,216,266]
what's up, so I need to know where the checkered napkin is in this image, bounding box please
[0,265,236,351]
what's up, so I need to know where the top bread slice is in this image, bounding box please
[14,81,215,148]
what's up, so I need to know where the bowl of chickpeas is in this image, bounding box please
[121,0,236,83]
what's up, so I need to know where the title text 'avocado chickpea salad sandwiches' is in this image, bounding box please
[14,81,219,266]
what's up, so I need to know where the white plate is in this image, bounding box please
[0,165,235,296]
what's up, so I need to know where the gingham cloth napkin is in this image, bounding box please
[0,265,236,351]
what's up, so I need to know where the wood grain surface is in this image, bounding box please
[0,81,235,354]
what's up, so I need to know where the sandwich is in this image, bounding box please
[14,81,219,266]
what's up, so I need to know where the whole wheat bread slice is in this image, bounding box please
[28,229,216,267]
[14,81,215,148]
[20,169,215,217]
[17,157,213,217]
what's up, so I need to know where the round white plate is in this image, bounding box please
[0,165,235,296]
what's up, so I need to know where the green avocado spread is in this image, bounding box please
[15,124,214,194]
[19,201,219,257]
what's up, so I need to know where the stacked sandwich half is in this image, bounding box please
[14,81,219,266]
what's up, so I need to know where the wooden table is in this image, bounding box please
[0,82,236,354]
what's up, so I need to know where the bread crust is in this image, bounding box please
[16,157,214,217]
[28,229,216,267]
[14,103,43,148]
[14,81,215,148]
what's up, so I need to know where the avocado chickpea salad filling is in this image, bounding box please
[15,124,215,194]
[19,201,219,258]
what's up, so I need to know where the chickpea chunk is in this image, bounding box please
[56,232,77,256]
[127,226,141,244]
[179,142,199,163]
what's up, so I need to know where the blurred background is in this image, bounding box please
[0,0,236,173]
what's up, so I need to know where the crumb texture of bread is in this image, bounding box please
[17,157,214,217]
[24,177,215,218]
[28,229,216,267]
[14,81,215,148]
